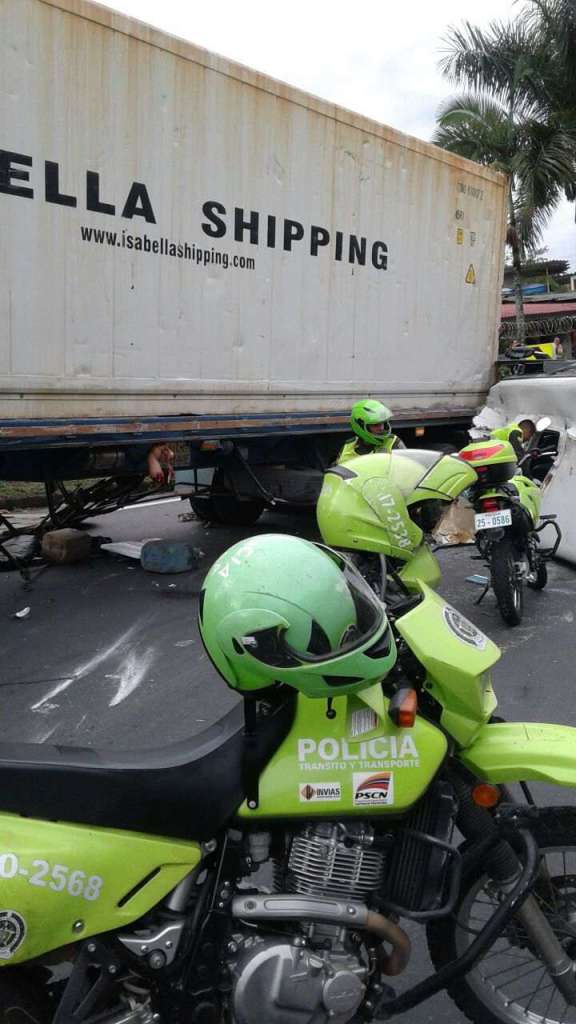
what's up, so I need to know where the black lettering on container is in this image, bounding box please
[349,235,367,265]
[86,172,115,216]
[0,150,33,199]
[202,201,227,238]
[283,219,304,251]
[234,208,259,244]
[372,241,388,270]
[45,161,76,207]
[311,225,330,256]
[122,182,156,223]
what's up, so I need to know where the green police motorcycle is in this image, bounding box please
[316,449,476,597]
[459,421,561,626]
[3,533,576,1024]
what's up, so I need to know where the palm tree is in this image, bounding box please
[433,18,576,343]
[525,0,576,123]
[525,0,576,203]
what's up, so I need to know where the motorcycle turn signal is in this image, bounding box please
[388,687,417,728]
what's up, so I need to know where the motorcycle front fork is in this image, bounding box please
[507,886,576,1003]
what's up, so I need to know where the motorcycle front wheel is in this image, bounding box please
[427,808,576,1024]
[490,536,524,625]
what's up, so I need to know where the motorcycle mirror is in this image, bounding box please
[536,416,551,432]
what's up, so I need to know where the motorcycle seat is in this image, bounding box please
[0,696,295,840]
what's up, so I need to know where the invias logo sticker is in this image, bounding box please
[299,782,342,803]
[353,772,394,807]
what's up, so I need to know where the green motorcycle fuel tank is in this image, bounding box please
[237,686,449,819]
[316,450,477,589]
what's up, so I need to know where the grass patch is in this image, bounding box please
[0,481,47,508]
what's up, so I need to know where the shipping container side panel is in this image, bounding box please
[0,0,507,422]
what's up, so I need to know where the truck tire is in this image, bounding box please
[189,495,219,523]
[190,469,264,527]
[490,536,523,626]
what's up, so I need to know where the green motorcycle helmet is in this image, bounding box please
[350,399,393,449]
[198,533,396,698]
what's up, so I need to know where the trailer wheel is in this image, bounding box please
[211,469,264,526]
[189,495,220,523]
[189,470,264,526]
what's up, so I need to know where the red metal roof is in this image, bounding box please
[501,301,576,319]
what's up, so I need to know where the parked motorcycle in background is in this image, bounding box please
[459,417,561,625]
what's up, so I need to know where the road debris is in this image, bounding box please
[14,606,31,619]
[100,539,161,560]
[140,539,203,574]
[42,528,92,564]
[434,499,475,546]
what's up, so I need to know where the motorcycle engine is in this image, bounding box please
[229,823,386,1024]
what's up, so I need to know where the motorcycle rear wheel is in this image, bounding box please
[490,536,524,625]
[427,808,576,1024]
[0,970,51,1024]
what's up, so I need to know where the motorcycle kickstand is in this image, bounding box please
[474,580,491,606]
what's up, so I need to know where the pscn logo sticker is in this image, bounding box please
[353,772,394,806]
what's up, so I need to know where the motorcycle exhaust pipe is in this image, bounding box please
[231,894,411,976]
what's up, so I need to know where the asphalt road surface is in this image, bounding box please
[1,496,576,1023]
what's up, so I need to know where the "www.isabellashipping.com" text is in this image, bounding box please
[80,226,256,270]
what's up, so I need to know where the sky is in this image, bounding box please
[98,0,575,270]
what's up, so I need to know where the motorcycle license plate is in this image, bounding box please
[474,509,512,530]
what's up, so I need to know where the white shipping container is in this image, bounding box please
[0,0,507,445]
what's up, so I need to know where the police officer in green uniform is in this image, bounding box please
[491,420,536,460]
[338,399,405,463]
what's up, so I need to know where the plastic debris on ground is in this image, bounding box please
[466,574,489,586]
[100,539,161,561]
[140,540,203,574]
[14,607,31,619]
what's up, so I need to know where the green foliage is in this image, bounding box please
[433,5,576,338]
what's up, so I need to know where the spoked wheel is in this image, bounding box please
[428,812,576,1024]
[0,970,52,1024]
[528,556,548,591]
[490,536,524,626]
